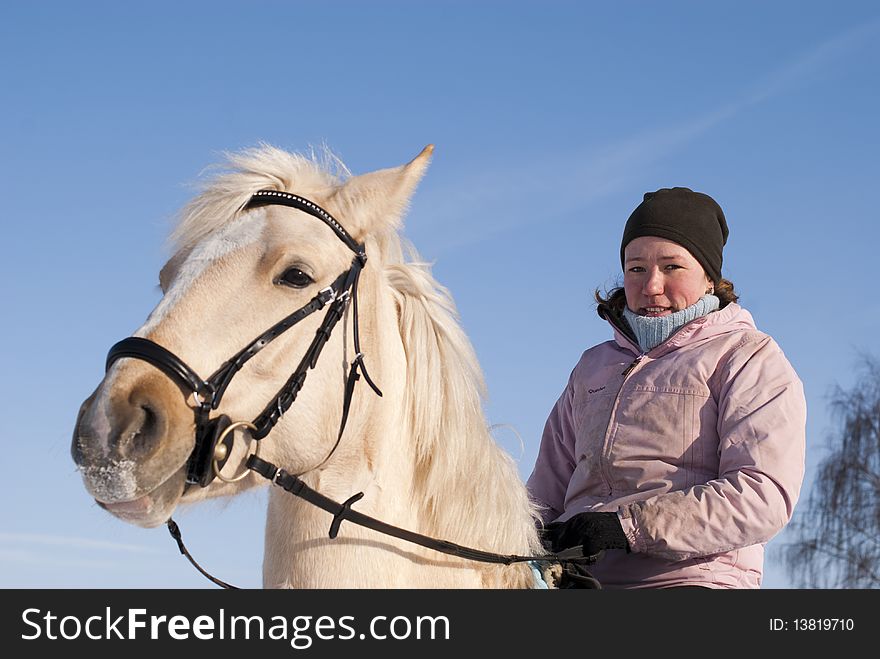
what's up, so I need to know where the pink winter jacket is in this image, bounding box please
[527,303,806,588]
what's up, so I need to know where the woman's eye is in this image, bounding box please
[277,267,314,288]
[627,266,645,273]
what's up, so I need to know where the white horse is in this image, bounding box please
[72,145,545,588]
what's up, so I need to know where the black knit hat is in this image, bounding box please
[620,187,729,284]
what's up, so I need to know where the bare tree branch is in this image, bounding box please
[774,356,880,588]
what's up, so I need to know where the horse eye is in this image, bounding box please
[277,267,314,289]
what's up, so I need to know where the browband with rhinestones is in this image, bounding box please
[245,190,364,260]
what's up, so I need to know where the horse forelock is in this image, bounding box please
[168,144,349,257]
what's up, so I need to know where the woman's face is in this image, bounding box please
[623,236,712,316]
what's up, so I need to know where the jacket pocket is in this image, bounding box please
[693,549,741,585]
[608,387,716,491]
[570,392,616,497]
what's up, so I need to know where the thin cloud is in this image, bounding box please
[0,549,138,571]
[742,17,880,108]
[413,19,880,253]
[0,532,163,555]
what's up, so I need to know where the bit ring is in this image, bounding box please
[212,421,260,483]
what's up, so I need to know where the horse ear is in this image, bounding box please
[328,145,434,237]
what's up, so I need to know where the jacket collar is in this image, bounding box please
[604,303,755,357]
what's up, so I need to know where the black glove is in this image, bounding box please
[557,561,602,589]
[542,512,630,559]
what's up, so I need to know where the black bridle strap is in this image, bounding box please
[248,257,382,441]
[166,519,238,589]
[206,269,349,408]
[348,264,381,396]
[107,337,211,400]
[249,283,351,439]
[246,455,592,567]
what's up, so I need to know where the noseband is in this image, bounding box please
[102,190,598,588]
[106,190,381,489]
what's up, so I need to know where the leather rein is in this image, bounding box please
[105,190,591,589]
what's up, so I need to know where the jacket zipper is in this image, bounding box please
[622,354,644,377]
[595,352,646,495]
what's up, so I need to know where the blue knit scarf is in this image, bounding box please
[622,294,719,353]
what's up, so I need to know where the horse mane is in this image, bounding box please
[169,145,543,573]
[383,244,543,560]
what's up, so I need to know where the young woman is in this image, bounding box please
[528,187,806,588]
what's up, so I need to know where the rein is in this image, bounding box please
[106,190,596,589]
[168,453,597,589]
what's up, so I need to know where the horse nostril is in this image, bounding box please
[141,404,157,432]
[119,401,166,460]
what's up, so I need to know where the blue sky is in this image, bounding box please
[1,1,877,588]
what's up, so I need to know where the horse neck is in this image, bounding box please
[261,261,539,588]
[262,291,464,586]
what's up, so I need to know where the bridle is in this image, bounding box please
[107,190,378,490]
[104,190,598,588]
